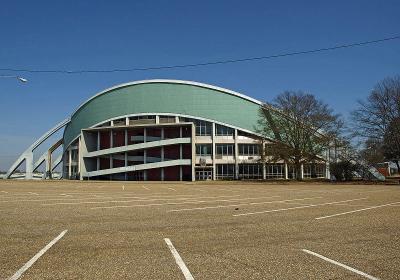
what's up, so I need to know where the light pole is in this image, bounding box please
[0,75,28,83]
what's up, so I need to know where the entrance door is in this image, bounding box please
[195,170,212,180]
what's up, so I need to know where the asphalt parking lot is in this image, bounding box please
[0,180,399,279]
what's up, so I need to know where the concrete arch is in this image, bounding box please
[5,119,70,179]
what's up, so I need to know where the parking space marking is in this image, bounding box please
[1,191,9,193]
[90,196,280,210]
[28,192,39,196]
[0,194,207,204]
[164,238,194,280]
[168,197,321,212]
[42,195,242,206]
[168,188,177,191]
[315,201,400,220]
[8,230,68,280]
[233,198,368,217]
[142,186,150,190]
[302,249,379,280]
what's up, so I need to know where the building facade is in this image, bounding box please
[5,79,329,181]
[62,80,328,181]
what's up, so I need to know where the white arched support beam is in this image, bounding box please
[5,119,69,179]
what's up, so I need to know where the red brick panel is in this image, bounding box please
[182,144,192,159]
[100,131,110,150]
[147,168,161,180]
[127,128,144,145]
[164,166,180,181]
[181,126,191,137]
[182,166,192,181]
[99,157,110,170]
[113,157,125,168]
[147,147,161,158]
[164,145,180,160]
[164,127,180,139]
[147,128,161,138]
[113,130,125,147]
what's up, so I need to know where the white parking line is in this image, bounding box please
[302,249,379,280]
[8,230,68,280]
[1,191,8,194]
[167,197,322,212]
[142,186,150,190]
[164,238,194,280]
[233,198,368,217]
[0,194,206,203]
[42,195,241,206]
[168,188,177,192]
[91,196,280,210]
[315,201,400,220]
[28,192,39,196]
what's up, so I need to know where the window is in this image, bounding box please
[216,164,235,179]
[238,144,260,156]
[266,164,284,179]
[216,124,234,136]
[303,164,326,178]
[195,120,212,136]
[196,144,212,156]
[181,118,212,136]
[129,115,156,125]
[159,116,176,123]
[239,164,263,179]
[216,144,234,156]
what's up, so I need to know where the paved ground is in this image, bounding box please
[0,180,399,279]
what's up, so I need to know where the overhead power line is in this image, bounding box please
[1,35,399,74]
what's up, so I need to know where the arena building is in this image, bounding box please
[5,79,329,181]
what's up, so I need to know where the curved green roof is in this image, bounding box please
[63,80,265,147]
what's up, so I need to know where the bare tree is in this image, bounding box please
[258,91,342,180]
[382,117,400,170]
[352,76,400,167]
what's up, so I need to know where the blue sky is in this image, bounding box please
[0,0,399,170]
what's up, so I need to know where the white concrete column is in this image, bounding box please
[325,162,330,179]
[143,127,147,180]
[78,137,82,180]
[110,129,113,148]
[179,166,183,181]
[175,116,179,123]
[125,117,129,126]
[191,123,195,181]
[212,123,216,180]
[284,163,288,180]
[97,131,100,151]
[124,152,128,181]
[68,149,72,179]
[25,152,34,180]
[262,162,266,180]
[234,129,239,180]
[300,164,304,179]
[125,129,128,146]
[155,115,160,124]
